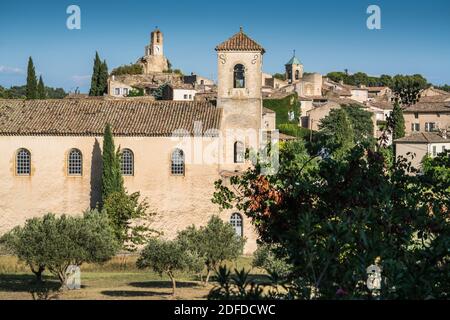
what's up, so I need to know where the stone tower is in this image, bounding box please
[140,28,169,74]
[285,51,303,84]
[149,28,164,56]
[215,27,265,171]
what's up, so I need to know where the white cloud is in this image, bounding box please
[0,65,24,75]
[71,75,91,86]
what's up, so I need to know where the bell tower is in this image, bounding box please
[150,28,164,56]
[285,50,303,84]
[215,27,265,170]
[140,28,169,74]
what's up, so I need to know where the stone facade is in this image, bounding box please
[403,103,450,135]
[216,49,263,171]
[0,135,258,253]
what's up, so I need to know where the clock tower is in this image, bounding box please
[150,28,163,56]
[140,28,169,74]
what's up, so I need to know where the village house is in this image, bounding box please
[395,131,450,169]
[162,83,197,101]
[0,28,275,254]
[403,99,450,135]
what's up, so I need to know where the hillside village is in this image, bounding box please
[1,27,449,242]
[0,27,449,300]
[103,28,450,166]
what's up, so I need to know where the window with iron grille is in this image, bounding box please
[230,213,243,237]
[121,149,134,176]
[68,149,82,176]
[234,141,245,163]
[16,148,31,175]
[171,149,184,176]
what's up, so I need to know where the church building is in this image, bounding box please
[0,29,274,254]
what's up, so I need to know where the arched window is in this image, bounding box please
[171,148,185,176]
[233,64,245,88]
[234,141,245,163]
[121,149,134,176]
[230,213,243,237]
[68,149,82,176]
[295,69,300,80]
[16,148,31,176]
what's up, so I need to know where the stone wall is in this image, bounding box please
[404,113,450,135]
[0,135,258,254]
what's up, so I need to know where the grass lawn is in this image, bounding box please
[0,255,265,300]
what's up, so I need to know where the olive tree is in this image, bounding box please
[177,215,246,283]
[1,210,119,287]
[136,238,202,295]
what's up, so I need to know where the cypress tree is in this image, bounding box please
[101,124,124,205]
[37,76,46,99]
[392,101,406,140]
[98,60,109,96]
[26,57,38,99]
[89,52,101,96]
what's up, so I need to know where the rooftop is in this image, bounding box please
[215,28,265,53]
[395,132,449,144]
[285,55,302,66]
[403,101,450,113]
[0,99,221,137]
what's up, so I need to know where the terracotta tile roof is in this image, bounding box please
[418,95,450,103]
[342,84,369,91]
[368,100,394,110]
[403,102,450,113]
[367,86,390,92]
[215,29,265,53]
[0,99,221,137]
[395,132,449,143]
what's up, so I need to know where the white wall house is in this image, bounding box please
[395,131,450,169]
[162,85,197,101]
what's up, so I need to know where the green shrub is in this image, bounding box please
[252,244,292,280]
[111,63,143,76]
[278,124,312,139]
[127,88,144,97]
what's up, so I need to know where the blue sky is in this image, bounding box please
[0,0,449,93]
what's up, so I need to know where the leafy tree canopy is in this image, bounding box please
[212,140,450,299]
[0,210,119,286]
[111,63,143,76]
[177,215,246,282]
[136,238,203,295]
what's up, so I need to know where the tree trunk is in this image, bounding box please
[31,265,45,282]
[205,269,212,284]
[168,272,176,296]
